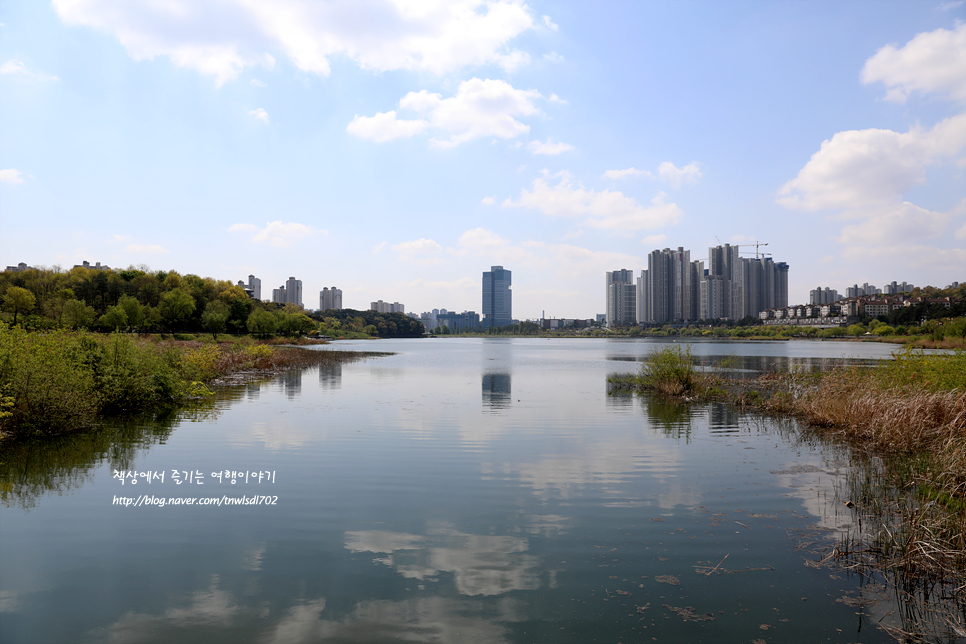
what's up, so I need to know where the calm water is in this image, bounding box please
[0,339,928,643]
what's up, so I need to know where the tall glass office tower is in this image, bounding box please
[482,265,512,328]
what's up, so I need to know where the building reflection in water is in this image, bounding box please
[708,403,740,435]
[319,363,343,390]
[481,372,511,411]
[282,369,301,399]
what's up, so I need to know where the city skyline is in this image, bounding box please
[1,2,963,318]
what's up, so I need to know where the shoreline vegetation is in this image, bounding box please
[609,345,966,631]
[0,324,391,440]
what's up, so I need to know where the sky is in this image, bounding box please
[1,0,964,319]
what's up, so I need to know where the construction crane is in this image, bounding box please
[739,241,769,259]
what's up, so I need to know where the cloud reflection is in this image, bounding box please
[345,526,540,596]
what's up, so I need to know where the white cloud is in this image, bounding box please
[641,234,667,246]
[250,78,266,87]
[0,60,59,82]
[503,171,683,231]
[543,15,558,30]
[125,244,169,254]
[372,241,387,254]
[527,139,573,155]
[778,113,966,212]
[351,78,543,148]
[0,169,24,185]
[481,196,496,205]
[547,92,566,103]
[836,201,950,245]
[52,0,535,85]
[937,0,964,9]
[543,52,564,64]
[602,167,652,180]
[248,107,269,123]
[392,238,444,265]
[657,161,702,188]
[955,222,966,240]
[779,113,966,264]
[861,23,966,103]
[228,221,320,247]
[602,162,702,188]
[346,110,427,142]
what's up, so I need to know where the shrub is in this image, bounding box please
[639,345,697,395]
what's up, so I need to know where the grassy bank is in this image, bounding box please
[610,345,966,596]
[0,324,388,439]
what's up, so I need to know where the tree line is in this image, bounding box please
[0,265,338,337]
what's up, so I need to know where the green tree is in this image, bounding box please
[246,308,278,337]
[160,288,196,330]
[201,300,230,339]
[99,305,128,330]
[3,286,36,325]
[118,295,145,330]
[62,299,97,328]
[363,324,378,336]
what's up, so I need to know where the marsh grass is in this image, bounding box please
[610,344,966,600]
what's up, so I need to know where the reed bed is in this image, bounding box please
[610,346,966,611]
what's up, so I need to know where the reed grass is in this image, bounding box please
[610,345,966,596]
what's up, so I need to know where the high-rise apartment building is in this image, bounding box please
[605,269,637,327]
[285,277,303,308]
[370,300,404,314]
[272,277,303,307]
[320,287,342,311]
[637,243,788,323]
[482,265,512,328]
[247,274,261,301]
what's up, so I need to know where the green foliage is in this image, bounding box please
[62,299,96,329]
[160,288,196,329]
[247,309,278,336]
[306,308,424,338]
[0,324,98,433]
[201,300,230,339]
[99,304,128,330]
[874,347,966,392]
[3,286,36,325]
[637,345,697,396]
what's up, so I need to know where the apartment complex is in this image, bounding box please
[320,287,342,311]
[272,276,303,307]
[610,243,789,328]
[370,300,404,313]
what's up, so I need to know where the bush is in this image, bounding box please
[639,345,697,395]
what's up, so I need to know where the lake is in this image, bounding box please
[0,338,932,643]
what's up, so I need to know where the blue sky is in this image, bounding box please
[1,0,964,318]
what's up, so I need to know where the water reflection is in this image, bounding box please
[345,526,540,596]
[642,396,694,440]
[318,363,343,390]
[264,596,516,644]
[708,403,740,434]
[281,369,302,399]
[0,413,180,510]
[481,372,511,411]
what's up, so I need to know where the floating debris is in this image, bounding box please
[663,604,715,622]
[655,575,680,586]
